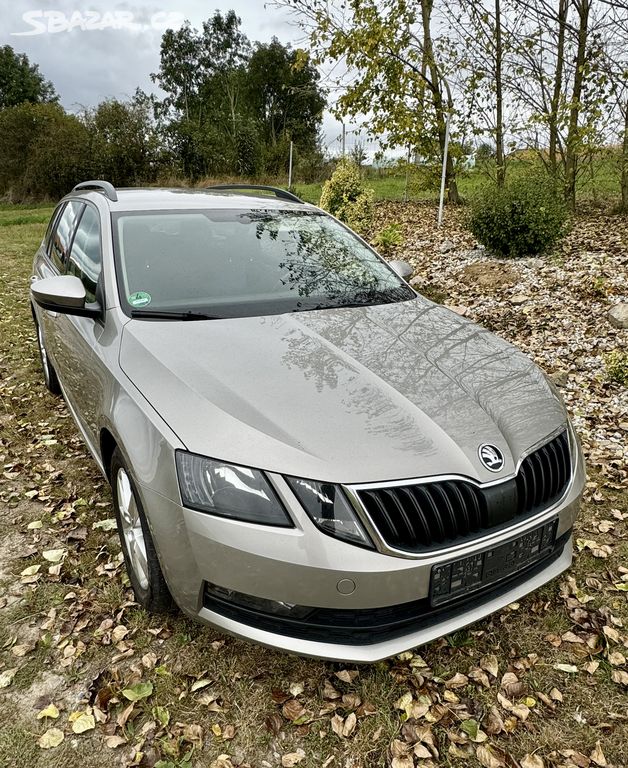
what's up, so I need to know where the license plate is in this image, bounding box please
[430,518,558,607]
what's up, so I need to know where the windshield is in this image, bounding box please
[112,209,414,318]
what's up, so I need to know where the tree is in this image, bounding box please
[507,0,609,207]
[350,140,368,169]
[443,0,512,185]
[0,46,56,109]
[151,12,251,177]
[0,103,90,199]
[246,39,325,167]
[83,91,162,186]
[151,13,325,179]
[280,0,462,202]
[599,1,628,211]
[563,0,592,209]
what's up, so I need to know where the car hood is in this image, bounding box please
[119,297,566,484]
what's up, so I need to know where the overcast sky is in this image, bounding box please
[2,0,358,152]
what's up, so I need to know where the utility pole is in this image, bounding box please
[288,140,294,189]
[437,109,451,228]
[404,146,411,203]
[341,122,346,157]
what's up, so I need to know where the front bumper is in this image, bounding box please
[138,441,585,662]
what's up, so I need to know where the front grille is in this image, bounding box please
[356,430,571,553]
[516,429,571,515]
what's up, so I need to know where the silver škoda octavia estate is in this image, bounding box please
[30,180,585,662]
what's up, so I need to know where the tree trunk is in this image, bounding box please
[549,0,569,179]
[495,0,505,186]
[622,98,628,212]
[564,0,590,210]
[420,0,460,203]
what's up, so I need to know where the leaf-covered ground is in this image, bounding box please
[0,204,626,768]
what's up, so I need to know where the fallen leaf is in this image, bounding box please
[323,679,341,699]
[69,711,95,734]
[553,663,578,674]
[38,728,64,749]
[105,735,127,748]
[521,755,544,768]
[281,749,306,767]
[590,741,607,767]
[289,681,304,696]
[611,669,628,686]
[476,744,505,768]
[0,668,17,688]
[549,687,563,702]
[602,625,621,644]
[330,714,344,736]
[445,672,469,688]
[282,699,306,721]
[42,549,66,563]
[121,681,153,701]
[37,704,60,720]
[335,669,359,683]
[342,712,357,737]
[191,678,212,692]
[92,518,117,531]
[11,644,33,657]
[210,756,235,768]
[414,743,432,758]
[481,654,499,678]
[153,705,170,728]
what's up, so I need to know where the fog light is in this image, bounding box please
[205,583,313,620]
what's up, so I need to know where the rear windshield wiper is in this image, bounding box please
[130,310,223,320]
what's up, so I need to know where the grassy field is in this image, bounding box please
[294,153,625,206]
[0,204,626,768]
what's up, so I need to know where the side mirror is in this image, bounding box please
[31,275,101,318]
[387,260,413,281]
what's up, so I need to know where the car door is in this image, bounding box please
[52,202,108,450]
[34,200,85,371]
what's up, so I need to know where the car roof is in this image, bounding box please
[69,187,318,213]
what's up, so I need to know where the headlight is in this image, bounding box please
[286,477,373,549]
[175,452,292,527]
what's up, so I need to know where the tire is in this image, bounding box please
[110,448,173,612]
[33,313,61,395]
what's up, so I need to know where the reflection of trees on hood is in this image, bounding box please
[247,210,411,307]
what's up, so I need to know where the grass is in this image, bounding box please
[295,152,625,206]
[0,206,626,767]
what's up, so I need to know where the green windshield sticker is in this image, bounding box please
[128,291,152,308]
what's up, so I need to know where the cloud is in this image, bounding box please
[1,0,361,151]
[3,0,298,109]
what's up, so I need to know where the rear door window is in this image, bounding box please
[67,205,102,303]
[50,201,84,272]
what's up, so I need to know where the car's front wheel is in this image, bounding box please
[110,448,173,612]
[33,314,61,395]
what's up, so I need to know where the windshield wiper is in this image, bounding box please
[130,310,223,320]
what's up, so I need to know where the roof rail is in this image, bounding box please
[72,180,118,202]
[206,184,303,204]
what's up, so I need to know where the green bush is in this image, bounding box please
[605,349,628,386]
[468,174,568,257]
[319,159,374,235]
